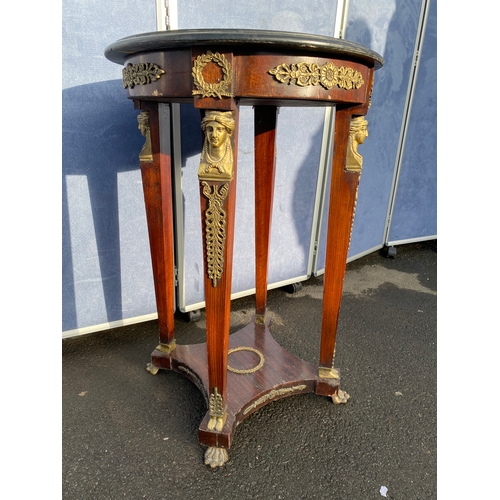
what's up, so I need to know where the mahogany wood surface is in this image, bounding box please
[319,107,360,368]
[254,106,278,319]
[137,102,175,346]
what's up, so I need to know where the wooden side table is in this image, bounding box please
[105,29,383,468]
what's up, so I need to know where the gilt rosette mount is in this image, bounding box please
[269,61,364,90]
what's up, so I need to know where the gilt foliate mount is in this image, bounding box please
[122,62,165,89]
[269,61,364,90]
[201,181,230,288]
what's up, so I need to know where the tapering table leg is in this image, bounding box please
[254,106,278,323]
[319,108,365,394]
[197,108,240,437]
[136,102,176,356]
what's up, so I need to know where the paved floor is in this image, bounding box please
[62,241,437,500]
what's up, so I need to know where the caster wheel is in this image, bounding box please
[186,309,201,322]
[385,245,397,258]
[282,282,303,294]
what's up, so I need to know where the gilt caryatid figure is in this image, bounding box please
[137,111,153,162]
[345,115,369,173]
[198,111,235,181]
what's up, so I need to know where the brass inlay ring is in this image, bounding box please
[227,347,265,374]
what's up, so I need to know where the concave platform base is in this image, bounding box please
[148,317,348,466]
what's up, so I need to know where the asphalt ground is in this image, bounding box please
[62,241,437,499]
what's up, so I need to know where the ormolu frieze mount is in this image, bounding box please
[269,62,364,90]
[122,62,164,89]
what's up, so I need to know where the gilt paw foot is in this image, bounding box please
[332,389,350,404]
[146,362,159,375]
[207,415,226,432]
[204,447,229,468]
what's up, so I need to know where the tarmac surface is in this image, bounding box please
[62,241,437,500]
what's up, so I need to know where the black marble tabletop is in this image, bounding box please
[105,29,383,69]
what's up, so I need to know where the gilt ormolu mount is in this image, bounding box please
[104,29,383,468]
